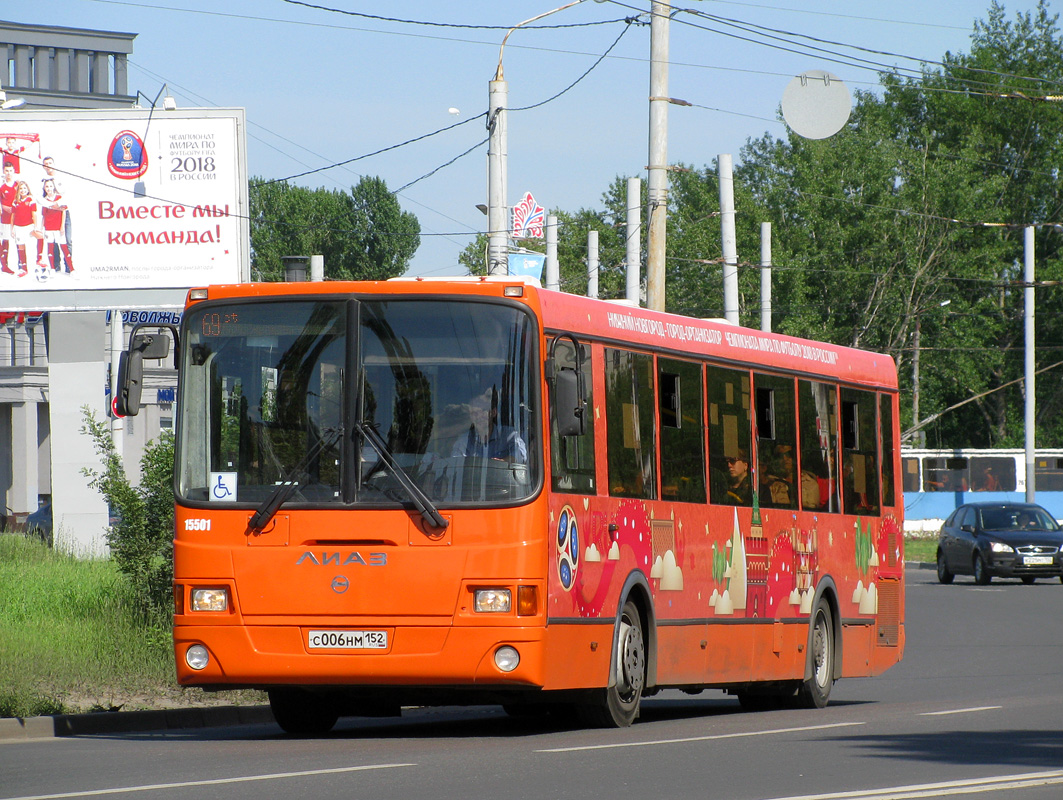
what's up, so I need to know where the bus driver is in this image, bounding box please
[451,386,527,463]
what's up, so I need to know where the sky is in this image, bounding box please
[14,0,1053,277]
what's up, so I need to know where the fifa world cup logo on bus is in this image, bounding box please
[120,136,134,162]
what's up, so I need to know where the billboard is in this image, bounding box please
[0,108,248,311]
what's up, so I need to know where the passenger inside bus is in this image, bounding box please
[720,450,752,505]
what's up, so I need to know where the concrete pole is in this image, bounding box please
[719,154,739,325]
[912,317,923,448]
[545,215,559,291]
[760,222,771,332]
[646,1,670,312]
[487,78,509,275]
[109,309,123,457]
[587,229,599,299]
[1025,225,1035,501]
[626,176,642,305]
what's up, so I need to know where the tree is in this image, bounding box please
[81,408,175,624]
[735,1,1063,447]
[249,176,421,281]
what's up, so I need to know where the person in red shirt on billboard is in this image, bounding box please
[40,179,72,273]
[10,180,45,278]
[0,163,16,274]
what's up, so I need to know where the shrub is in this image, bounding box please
[81,407,175,624]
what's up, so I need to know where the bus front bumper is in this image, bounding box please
[173,622,546,690]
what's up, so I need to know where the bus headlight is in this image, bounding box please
[186,645,210,670]
[191,587,229,612]
[494,646,520,672]
[474,589,511,613]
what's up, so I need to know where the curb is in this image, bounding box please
[0,704,274,742]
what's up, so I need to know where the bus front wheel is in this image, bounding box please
[268,688,340,736]
[798,602,834,709]
[578,600,645,727]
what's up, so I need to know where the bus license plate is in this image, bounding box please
[308,630,387,650]
[1023,556,1053,566]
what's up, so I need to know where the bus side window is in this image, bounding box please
[841,388,880,515]
[754,373,797,509]
[798,380,839,513]
[707,365,752,506]
[605,348,656,499]
[880,393,897,507]
[550,341,595,494]
[659,357,706,503]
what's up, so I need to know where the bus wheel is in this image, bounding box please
[578,600,645,727]
[268,688,339,735]
[936,550,954,584]
[798,602,834,709]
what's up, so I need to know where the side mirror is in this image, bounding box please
[114,326,178,417]
[555,368,584,437]
[548,333,585,438]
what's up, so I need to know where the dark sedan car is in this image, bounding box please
[937,502,1063,585]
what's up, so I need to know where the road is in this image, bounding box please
[3,566,1063,800]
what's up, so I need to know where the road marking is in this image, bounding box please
[756,769,1063,799]
[919,706,1002,716]
[537,721,865,753]
[0,763,416,800]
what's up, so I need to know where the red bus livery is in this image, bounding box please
[122,277,903,733]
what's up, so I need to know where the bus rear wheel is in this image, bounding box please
[268,688,339,735]
[797,602,834,709]
[578,600,645,727]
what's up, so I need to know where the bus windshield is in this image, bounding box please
[176,297,540,508]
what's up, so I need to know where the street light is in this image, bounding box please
[487,1,588,276]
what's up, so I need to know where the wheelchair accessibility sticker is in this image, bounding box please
[209,472,237,501]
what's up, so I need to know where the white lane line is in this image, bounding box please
[756,769,1063,800]
[0,762,416,800]
[919,706,1002,716]
[537,721,865,753]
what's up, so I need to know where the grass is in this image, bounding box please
[904,535,937,564]
[0,534,261,719]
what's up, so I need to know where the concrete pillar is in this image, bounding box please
[47,312,108,556]
[9,402,40,517]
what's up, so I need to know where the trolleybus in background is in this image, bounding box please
[118,277,905,733]
[901,448,1063,533]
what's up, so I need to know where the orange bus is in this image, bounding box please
[121,276,904,733]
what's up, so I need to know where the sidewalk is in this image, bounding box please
[0,704,274,742]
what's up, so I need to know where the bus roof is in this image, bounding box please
[186,278,897,390]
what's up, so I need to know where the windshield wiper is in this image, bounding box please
[245,426,343,536]
[355,420,449,531]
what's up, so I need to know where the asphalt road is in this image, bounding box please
[3,566,1063,800]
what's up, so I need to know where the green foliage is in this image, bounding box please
[249,175,420,281]
[504,2,1063,450]
[0,534,172,717]
[80,407,175,624]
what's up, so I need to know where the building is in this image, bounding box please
[0,21,177,548]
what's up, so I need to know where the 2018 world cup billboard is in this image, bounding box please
[0,107,248,311]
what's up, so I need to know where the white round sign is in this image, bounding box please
[781,70,852,140]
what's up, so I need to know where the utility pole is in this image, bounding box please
[719,153,739,325]
[487,78,508,275]
[646,1,670,311]
[626,176,642,304]
[487,2,585,277]
[1025,225,1035,502]
[760,222,772,332]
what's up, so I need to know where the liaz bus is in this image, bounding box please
[118,276,904,733]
